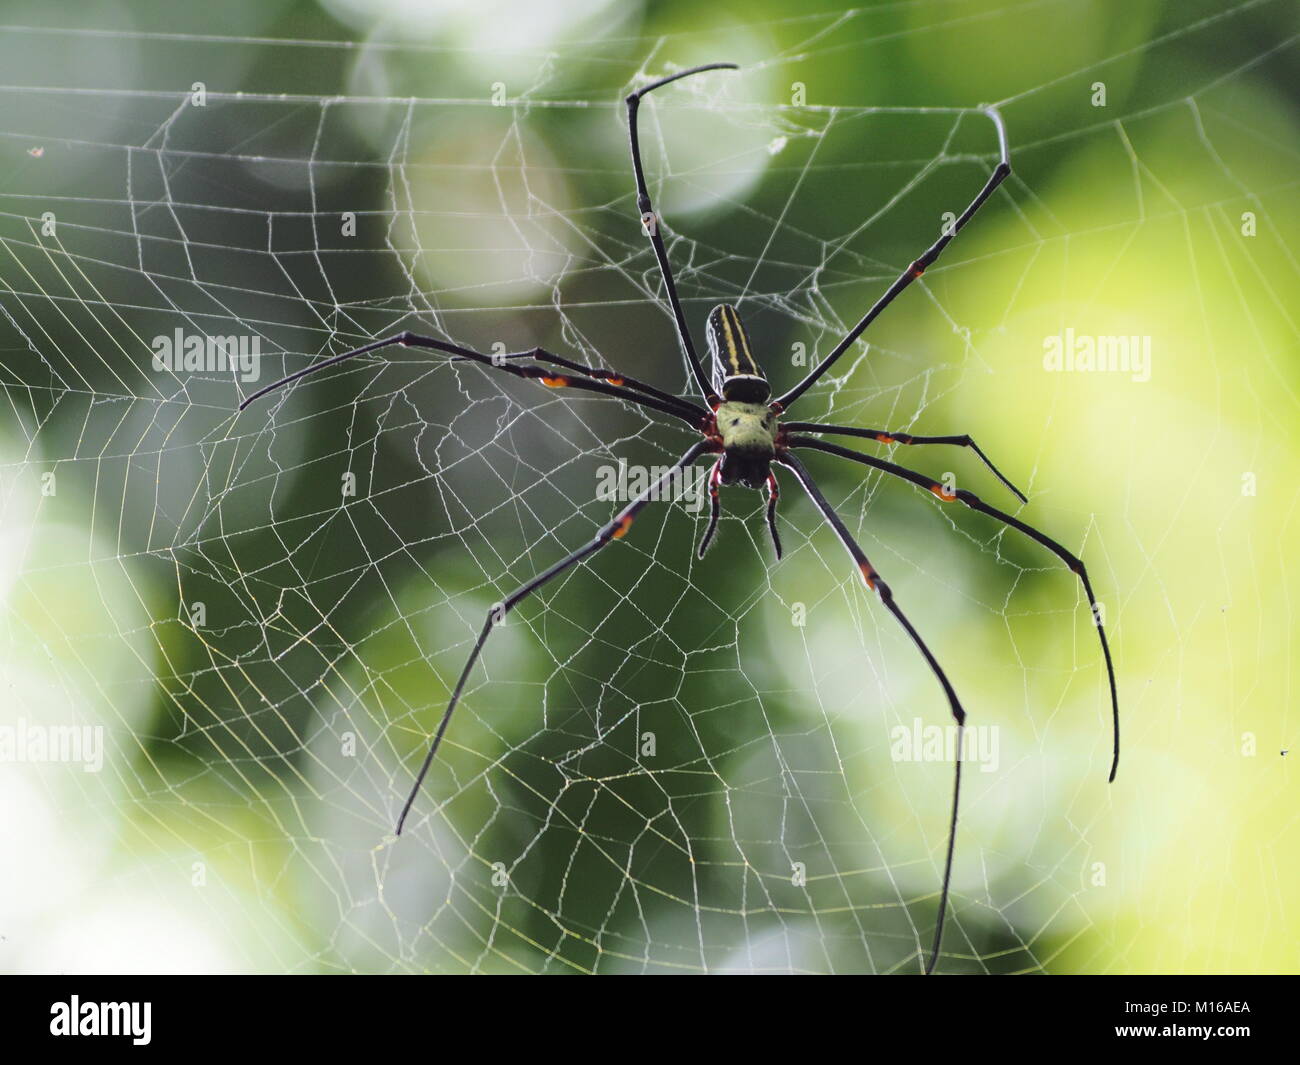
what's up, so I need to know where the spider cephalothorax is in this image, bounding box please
[714,406,777,486]
[241,62,1119,976]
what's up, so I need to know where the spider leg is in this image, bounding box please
[779,451,965,977]
[626,62,738,404]
[775,106,1012,411]
[783,420,1027,504]
[395,439,713,835]
[239,333,708,428]
[788,434,1119,783]
[765,470,783,560]
[465,349,701,418]
[696,458,723,558]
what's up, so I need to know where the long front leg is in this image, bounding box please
[239,332,708,428]
[478,348,703,419]
[625,63,738,403]
[396,439,712,835]
[779,452,966,976]
[788,434,1119,783]
[776,107,1011,411]
[782,420,1027,503]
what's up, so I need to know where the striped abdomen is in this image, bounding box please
[706,304,770,403]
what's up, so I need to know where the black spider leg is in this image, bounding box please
[396,440,713,835]
[788,435,1119,783]
[696,457,723,558]
[783,420,1027,504]
[239,333,708,428]
[776,106,1012,411]
[471,350,703,421]
[626,62,738,404]
[779,452,965,976]
[696,463,783,560]
[765,470,783,560]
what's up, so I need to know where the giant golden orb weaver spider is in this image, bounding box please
[241,63,1119,974]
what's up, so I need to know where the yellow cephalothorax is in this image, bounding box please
[716,400,777,456]
[714,399,779,489]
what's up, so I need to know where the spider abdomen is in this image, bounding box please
[706,304,771,403]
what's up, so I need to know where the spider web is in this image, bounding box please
[2,0,1297,975]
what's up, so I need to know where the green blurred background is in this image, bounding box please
[0,0,1296,973]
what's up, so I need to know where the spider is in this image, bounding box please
[240,62,1119,974]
